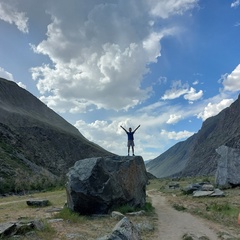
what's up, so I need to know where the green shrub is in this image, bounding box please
[55,207,87,223]
[207,202,231,212]
[115,204,136,214]
[115,201,154,214]
[143,202,154,212]
[173,203,186,211]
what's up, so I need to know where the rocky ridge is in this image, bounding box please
[146,95,240,178]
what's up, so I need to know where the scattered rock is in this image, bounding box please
[136,221,154,232]
[111,211,125,220]
[182,183,202,194]
[32,219,45,231]
[0,222,16,238]
[0,219,45,238]
[98,217,140,240]
[201,184,214,191]
[193,191,214,197]
[210,188,225,197]
[65,233,84,239]
[66,156,148,215]
[15,222,34,235]
[183,182,225,197]
[47,218,64,223]
[182,232,210,240]
[126,210,145,216]
[169,182,180,189]
[26,199,50,207]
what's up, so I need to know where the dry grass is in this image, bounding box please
[0,189,157,239]
[1,177,240,239]
[147,177,240,238]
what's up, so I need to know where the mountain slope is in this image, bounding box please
[146,95,240,178]
[0,78,114,193]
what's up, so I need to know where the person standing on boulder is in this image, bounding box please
[120,125,140,156]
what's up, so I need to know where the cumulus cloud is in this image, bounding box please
[28,0,198,113]
[74,118,144,157]
[197,98,234,121]
[74,106,192,159]
[0,1,28,33]
[221,64,240,92]
[160,129,194,140]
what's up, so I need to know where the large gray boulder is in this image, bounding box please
[215,145,240,187]
[66,156,148,215]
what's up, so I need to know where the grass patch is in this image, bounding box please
[143,202,155,212]
[114,204,136,214]
[207,202,231,212]
[35,219,56,240]
[173,203,186,211]
[114,201,154,214]
[55,207,87,223]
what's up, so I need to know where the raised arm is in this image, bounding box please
[120,125,127,133]
[133,125,140,133]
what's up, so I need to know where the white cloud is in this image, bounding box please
[0,67,14,80]
[221,64,240,92]
[192,80,199,85]
[231,0,240,8]
[0,2,28,33]
[17,82,27,89]
[184,87,203,101]
[74,117,147,158]
[162,80,189,100]
[160,129,194,140]
[28,0,198,113]
[161,80,203,102]
[148,0,198,19]
[197,98,234,121]
[0,67,26,89]
[166,114,182,124]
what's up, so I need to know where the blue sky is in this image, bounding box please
[0,0,240,160]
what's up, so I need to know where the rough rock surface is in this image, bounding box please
[0,77,113,194]
[26,199,50,207]
[146,94,240,178]
[98,217,140,240]
[66,156,148,215]
[0,220,44,238]
[215,145,240,187]
[182,183,225,197]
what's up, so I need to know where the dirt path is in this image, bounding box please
[148,190,221,240]
[0,199,27,206]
